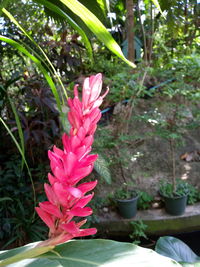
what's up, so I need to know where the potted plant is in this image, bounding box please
[159,179,189,215]
[114,184,139,219]
[153,103,190,215]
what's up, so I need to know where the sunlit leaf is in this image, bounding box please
[0,239,180,266]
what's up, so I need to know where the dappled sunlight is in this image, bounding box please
[181,163,191,180]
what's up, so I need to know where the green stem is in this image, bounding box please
[170,138,176,193]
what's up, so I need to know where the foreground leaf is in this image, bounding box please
[155,236,200,264]
[0,239,180,267]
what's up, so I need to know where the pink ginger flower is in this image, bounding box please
[36,73,108,246]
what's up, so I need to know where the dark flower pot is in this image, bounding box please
[162,194,188,215]
[116,194,139,219]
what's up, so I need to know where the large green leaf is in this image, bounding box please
[0,239,181,266]
[59,0,136,68]
[155,236,200,264]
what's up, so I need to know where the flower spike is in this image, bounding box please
[36,73,108,246]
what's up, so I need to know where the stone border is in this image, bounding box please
[94,203,200,237]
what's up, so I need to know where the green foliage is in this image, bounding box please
[186,184,200,205]
[0,156,47,249]
[137,191,154,210]
[159,179,190,198]
[0,239,180,267]
[114,187,137,200]
[129,220,148,245]
[94,154,111,184]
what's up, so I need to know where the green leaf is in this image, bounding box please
[9,98,25,170]
[155,236,200,264]
[2,8,68,101]
[0,197,13,202]
[0,36,62,113]
[59,0,136,68]
[0,239,180,267]
[0,243,54,267]
[94,154,111,184]
[96,0,107,16]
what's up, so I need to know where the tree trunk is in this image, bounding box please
[126,0,135,63]
[137,0,147,64]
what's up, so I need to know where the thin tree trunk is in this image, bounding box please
[148,2,154,63]
[126,0,135,63]
[137,0,147,64]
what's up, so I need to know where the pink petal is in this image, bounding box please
[35,207,55,230]
[89,73,102,102]
[74,193,94,208]
[60,221,78,234]
[44,183,58,205]
[73,97,82,115]
[82,77,90,109]
[73,84,79,98]
[48,151,63,171]
[67,186,83,198]
[68,108,82,130]
[78,228,97,237]
[71,135,81,151]
[89,124,97,135]
[79,154,98,167]
[82,135,94,148]
[39,201,62,218]
[53,183,82,207]
[53,145,64,158]
[63,152,77,176]
[88,108,101,123]
[77,180,97,194]
[53,166,67,183]
[62,133,71,152]
[70,207,92,217]
[77,126,86,140]
[83,117,91,133]
[70,165,93,185]
[48,173,57,185]
[75,145,90,160]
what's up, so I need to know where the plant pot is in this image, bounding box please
[161,194,188,215]
[116,194,139,219]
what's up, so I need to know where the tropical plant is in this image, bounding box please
[137,191,154,210]
[129,220,148,245]
[155,236,200,265]
[0,155,47,249]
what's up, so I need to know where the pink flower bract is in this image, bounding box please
[36,73,108,246]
